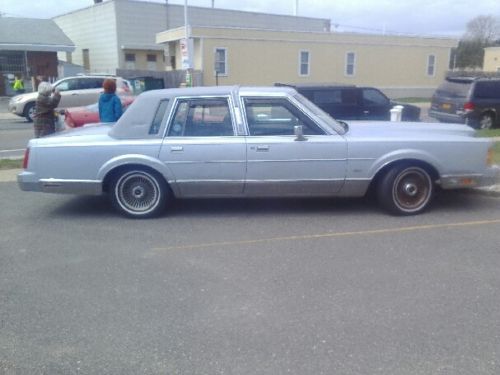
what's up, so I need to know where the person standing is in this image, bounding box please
[98,79,122,122]
[12,75,24,94]
[33,82,61,138]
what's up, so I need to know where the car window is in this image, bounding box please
[362,88,389,105]
[56,78,79,91]
[167,98,233,137]
[435,81,471,99]
[312,90,342,104]
[149,99,169,135]
[244,97,325,136]
[474,81,500,100]
[341,89,359,105]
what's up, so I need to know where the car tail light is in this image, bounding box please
[463,102,475,112]
[23,148,30,169]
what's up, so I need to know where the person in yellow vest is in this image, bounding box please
[13,76,24,94]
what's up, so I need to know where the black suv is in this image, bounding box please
[429,77,500,129]
[275,83,421,122]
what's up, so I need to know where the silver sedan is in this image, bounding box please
[18,86,499,218]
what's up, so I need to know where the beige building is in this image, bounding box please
[157,26,457,97]
[483,47,500,72]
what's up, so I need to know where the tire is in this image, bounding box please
[377,165,433,215]
[24,102,35,122]
[110,169,168,218]
[479,113,495,130]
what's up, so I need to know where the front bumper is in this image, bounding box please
[439,166,500,190]
[7,100,24,117]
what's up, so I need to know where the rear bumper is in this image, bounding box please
[428,109,465,124]
[17,171,102,195]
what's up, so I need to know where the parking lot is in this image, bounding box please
[1,98,499,374]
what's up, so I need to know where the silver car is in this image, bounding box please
[8,75,131,122]
[18,86,498,218]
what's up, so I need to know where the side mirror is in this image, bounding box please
[294,125,307,141]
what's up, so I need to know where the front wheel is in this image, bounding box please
[377,165,433,215]
[110,169,168,218]
[24,102,35,122]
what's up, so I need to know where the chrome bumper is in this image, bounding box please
[17,171,102,195]
[439,166,500,189]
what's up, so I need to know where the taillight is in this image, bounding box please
[463,102,475,112]
[23,148,30,169]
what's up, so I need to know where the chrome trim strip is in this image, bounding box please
[247,158,346,163]
[39,179,102,195]
[165,160,246,165]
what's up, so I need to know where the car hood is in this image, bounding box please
[11,91,37,103]
[343,121,476,140]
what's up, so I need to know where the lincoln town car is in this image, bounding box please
[18,86,498,218]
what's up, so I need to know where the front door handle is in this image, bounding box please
[170,146,184,152]
[256,145,270,152]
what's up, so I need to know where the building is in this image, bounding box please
[157,26,457,98]
[483,47,500,72]
[53,0,330,74]
[0,17,74,95]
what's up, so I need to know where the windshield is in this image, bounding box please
[434,81,471,99]
[292,92,347,135]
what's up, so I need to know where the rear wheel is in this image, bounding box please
[110,169,168,218]
[479,113,495,130]
[24,102,35,122]
[377,165,433,215]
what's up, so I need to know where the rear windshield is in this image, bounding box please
[434,81,471,99]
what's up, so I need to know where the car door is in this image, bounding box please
[158,96,246,197]
[361,88,391,120]
[54,77,82,108]
[242,96,347,196]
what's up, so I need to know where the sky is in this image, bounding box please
[1,0,499,37]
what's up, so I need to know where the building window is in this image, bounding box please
[125,53,136,70]
[82,49,90,71]
[147,54,157,71]
[427,54,436,76]
[299,50,310,76]
[346,52,355,76]
[214,48,227,75]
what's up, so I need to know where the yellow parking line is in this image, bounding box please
[152,219,500,252]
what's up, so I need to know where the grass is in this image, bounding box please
[0,159,23,170]
[477,128,500,137]
[492,142,500,165]
[395,97,431,103]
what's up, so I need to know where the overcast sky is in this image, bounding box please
[1,0,499,37]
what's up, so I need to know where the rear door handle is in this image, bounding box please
[170,146,183,152]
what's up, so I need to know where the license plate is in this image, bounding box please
[441,103,451,110]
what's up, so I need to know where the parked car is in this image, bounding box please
[18,86,498,218]
[64,96,136,128]
[275,83,421,121]
[429,76,500,129]
[8,75,131,122]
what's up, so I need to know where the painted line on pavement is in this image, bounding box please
[152,219,500,252]
[0,149,25,153]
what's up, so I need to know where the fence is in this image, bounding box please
[116,69,203,89]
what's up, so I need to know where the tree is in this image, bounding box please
[454,15,500,69]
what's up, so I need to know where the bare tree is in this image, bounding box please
[464,15,500,44]
[453,15,500,69]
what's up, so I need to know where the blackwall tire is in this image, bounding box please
[24,102,35,122]
[479,113,494,130]
[377,165,433,215]
[111,169,168,218]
